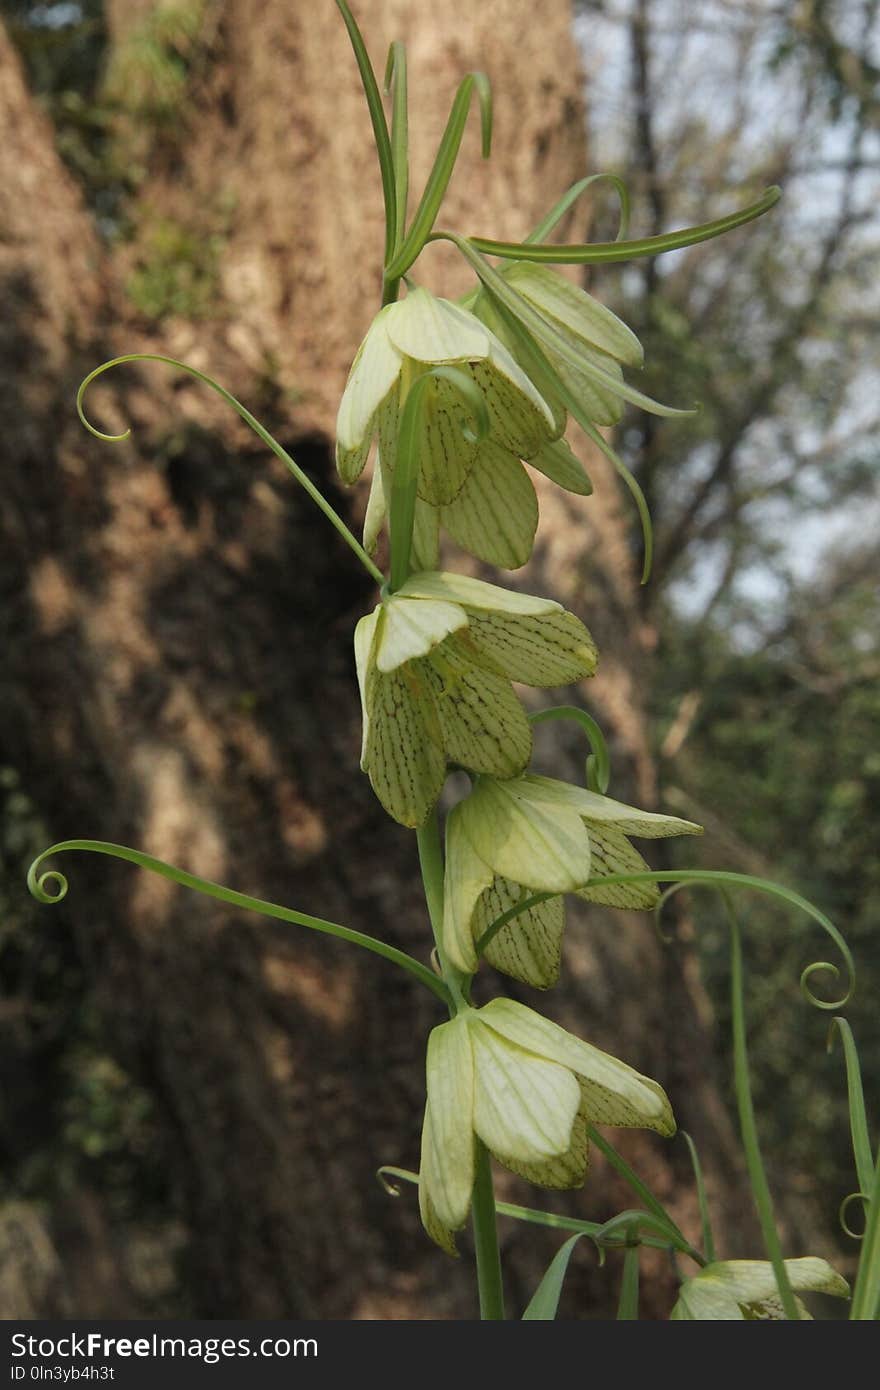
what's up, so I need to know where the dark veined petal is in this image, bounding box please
[422,637,532,778]
[415,371,479,504]
[472,290,567,438]
[441,440,538,569]
[465,608,598,686]
[471,348,556,459]
[475,874,565,989]
[363,663,446,827]
[574,828,660,910]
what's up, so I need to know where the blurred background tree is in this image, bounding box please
[0,0,876,1318]
[577,0,880,1255]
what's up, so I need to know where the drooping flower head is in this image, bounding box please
[671,1258,849,1320]
[355,575,597,828]
[473,260,645,430]
[419,998,675,1254]
[336,286,591,569]
[442,773,702,987]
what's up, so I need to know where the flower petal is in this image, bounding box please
[475,875,565,989]
[673,1258,848,1320]
[418,1107,460,1257]
[465,609,598,687]
[415,372,479,504]
[375,596,468,673]
[479,999,675,1135]
[353,606,381,767]
[575,828,659,909]
[423,640,532,779]
[513,775,703,839]
[336,308,401,482]
[363,665,446,827]
[397,571,560,616]
[457,775,591,893]
[551,335,626,426]
[722,1258,849,1305]
[362,464,386,556]
[442,804,495,975]
[472,348,555,457]
[441,441,538,570]
[527,436,593,496]
[424,1017,475,1232]
[469,1017,580,1163]
[503,262,644,367]
[473,290,568,438]
[492,1098,589,1190]
[386,287,490,363]
[671,1277,743,1320]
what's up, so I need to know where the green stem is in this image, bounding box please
[471,1139,506,1320]
[415,812,466,1012]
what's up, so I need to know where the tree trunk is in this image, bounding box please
[0,0,752,1319]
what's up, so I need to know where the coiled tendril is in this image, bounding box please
[76,353,386,586]
[27,839,449,1004]
[477,867,853,1011]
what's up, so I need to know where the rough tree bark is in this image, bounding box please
[0,0,752,1319]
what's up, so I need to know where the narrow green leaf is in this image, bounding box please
[526,173,631,246]
[851,1141,880,1319]
[617,1240,640,1320]
[385,72,492,281]
[335,1,398,262]
[522,1234,584,1320]
[384,41,409,257]
[588,1127,704,1266]
[28,839,449,1003]
[828,1019,875,1200]
[465,185,781,264]
[682,1131,716,1264]
[728,906,800,1320]
[376,1168,696,1255]
[475,868,853,1014]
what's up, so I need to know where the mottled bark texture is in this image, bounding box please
[0,0,751,1319]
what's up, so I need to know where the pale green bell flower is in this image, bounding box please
[475,261,644,429]
[336,286,565,570]
[355,574,597,829]
[418,998,675,1254]
[671,1258,849,1320]
[443,773,702,986]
